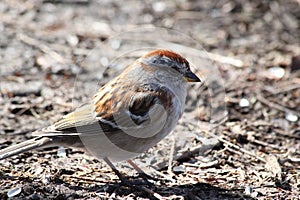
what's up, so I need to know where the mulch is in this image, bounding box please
[0,0,299,199]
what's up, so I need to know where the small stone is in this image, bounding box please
[92,21,112,36]
[152,2,166,12]
[7,187,22,198]
[67,35,79,47]
[285,112,298,122]
[173,166,185,173]
[57,146,67,157]
[34,166,44,176]
[239,98,250,107]
[100,57,109,66]
[110,40,121,50]
[42,174,51,184]
[244,186,253,195]
[267,66,285,79]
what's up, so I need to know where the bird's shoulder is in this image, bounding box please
[93,82,176,120]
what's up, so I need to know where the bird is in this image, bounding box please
[0,49,201,183]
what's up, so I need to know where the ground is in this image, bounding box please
[0,0,299,199]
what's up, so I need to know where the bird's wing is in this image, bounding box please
[32,103,98,136]
[33,83,175,137]
[94,83,175,133]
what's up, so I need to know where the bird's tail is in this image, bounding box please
[0,137,52,160]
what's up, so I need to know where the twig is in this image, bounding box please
[273,128,300,140]
[216,134,266,163]
[43,0,90,4]
[16,33,67,64]
[175,117,226,161]
[167,134,175,176]
[183,160,219,168]
[148,165,176,183]
[256,93,300,117]
[189,116,266,163]
[224,144,244,156]
[263,83,300,95]
[65,175,107,183]
[247,135,282,150]
[30,108,41,119]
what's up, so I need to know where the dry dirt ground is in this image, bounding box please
[0,0,300,199]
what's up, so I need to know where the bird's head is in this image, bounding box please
[139,49,201,83]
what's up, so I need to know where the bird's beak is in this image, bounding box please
[184,71,201,82]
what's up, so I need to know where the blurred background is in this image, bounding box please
[0,0,299,199]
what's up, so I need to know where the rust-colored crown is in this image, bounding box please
[143,49,188,64]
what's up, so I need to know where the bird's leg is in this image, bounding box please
[127,159,158,181]
[103,157,163,198]
[103,157,132,186]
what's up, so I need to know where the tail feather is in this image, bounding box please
[0,137,52,160]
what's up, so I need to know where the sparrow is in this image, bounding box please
[0,49,201,182]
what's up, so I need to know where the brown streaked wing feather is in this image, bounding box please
[54,104,95,130]
[33,103,100,136]
[94,83,174,129]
